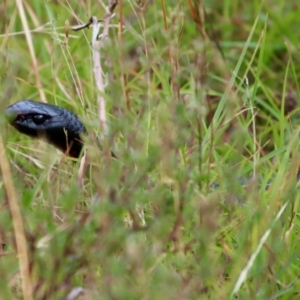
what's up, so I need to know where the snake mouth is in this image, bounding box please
[5,103,36,126]
[5,105,20,124]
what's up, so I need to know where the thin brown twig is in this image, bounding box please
[160,0,168,30]
[71,17,103,31]
[118,0,131,110]
[187,0,229,81]
[99,1,118,43]
[160,0,171,63]
[160,1,181,100]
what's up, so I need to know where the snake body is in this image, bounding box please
[6,100,85,158]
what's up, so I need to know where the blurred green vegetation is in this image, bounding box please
[1,0,300,299]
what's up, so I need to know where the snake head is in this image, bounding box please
[6,100,86,158]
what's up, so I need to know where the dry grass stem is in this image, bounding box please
[15,0,46,103]
[0,136,33,300]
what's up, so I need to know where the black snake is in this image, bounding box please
[6,100,86,158]
[6,100,299,192]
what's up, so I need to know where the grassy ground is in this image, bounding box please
[1,0,300,299]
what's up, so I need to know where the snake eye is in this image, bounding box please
[32,114,48,125]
